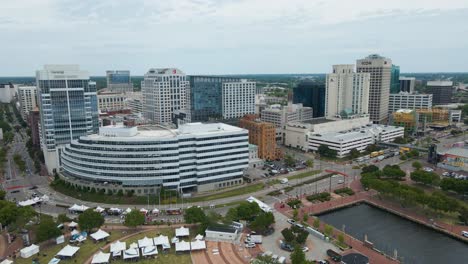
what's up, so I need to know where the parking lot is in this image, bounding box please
[258,210,339,263]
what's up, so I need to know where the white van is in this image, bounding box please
[280,178,289,184]
[462,231,468,238]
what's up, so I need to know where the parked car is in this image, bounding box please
[279,240,294,252]
[302,246,309,252]
[245,242,256,248]
[287,219,296,225]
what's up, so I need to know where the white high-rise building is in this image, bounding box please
[388,92,432,114]
[222,80,256,119]
[260,103,313,141]
[142,68,191,126]
[36,65,99,173]
[18,86,38,119]
[325,65,370,119]
[356,54,393,124]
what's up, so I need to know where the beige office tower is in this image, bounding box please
[325,64,370,119]
[356,54,392,124]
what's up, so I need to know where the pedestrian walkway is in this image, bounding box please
[275,177,468,264]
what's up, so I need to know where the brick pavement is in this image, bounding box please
[275,177,468,264]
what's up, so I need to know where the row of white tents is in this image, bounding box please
[18,195,49,207]
[68,205,161,215]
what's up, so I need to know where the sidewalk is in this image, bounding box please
[274,178,468,263]
[43,169,330,211]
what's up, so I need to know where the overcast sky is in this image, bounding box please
[2,0,468,76]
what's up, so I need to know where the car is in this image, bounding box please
[318,260,330,264]
[442,172,450,176]
[11,190,20,194]
[423,167,434,172]
[29,186,38,190]
[245,243,256,248]
[287,219,296,225]
[338,180,344,184]
[302,246,309,252]
[462,231,468,238]
[294,223,304,229]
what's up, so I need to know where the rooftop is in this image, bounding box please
[443,148,468,158]
[87,122,245,141]
[206,225,237,234]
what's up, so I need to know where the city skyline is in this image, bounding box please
[1,0,468,76]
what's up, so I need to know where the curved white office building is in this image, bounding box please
[60,123,249,195]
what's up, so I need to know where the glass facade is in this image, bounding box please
[189,76,240,122]
[60,126,249,191]
[390,64,401,94]
[293,80,326,118]
[37,73,99,150]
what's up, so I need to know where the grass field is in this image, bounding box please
[51,180,265,205]
[186,183,265,203]
[15,230,126,264]
[111,229,192,264]
[16,228,194,264]
[287,170,321,181]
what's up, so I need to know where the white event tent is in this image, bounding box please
[175,226,190,237]
[48,258,60,264]
[68,204,89,213]
[153,235,170,249]
[142,245,158,256]
[195,234,204,240]
[123,248,139,260]
[110,240,126,257]
[94,206,105,213]
[90,229,110,241]
[68,221,78,228]
[175,240,190,252]
[190,240,206,251]
[138,237,153,248]
[20,244,39,258]
[0,260,13,264]
[56,245,80,258]
[91,251,110,264]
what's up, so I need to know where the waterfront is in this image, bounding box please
[319,204,468,264]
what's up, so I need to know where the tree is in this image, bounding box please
[124,210,145,229]
[382,165,406,180]
[349,148,360,159]
[410,170,440,186]
[412,161,422,170]
[361,165,379,174]
[292,208,298,221]
[302,214,308,223]
[324,224,333,237]
[290,246,306,264]
[0,190,5,200]
[393,137,407,144]
[281,228,295,243]
[37,217,62,242]
[313,218,320,229]
[408,149,419,157]
[250,212,275,234]
[305,160,313,168]
[184,207,206,224]
[236,201,261,221]
[338,233,345,245]
[57,213,71,223]
[225,207,239,222]
[253,255,278,264]
[318,145,337,158]
[365,144,379,153]
[284,154,295,167]
[78,209,105,231]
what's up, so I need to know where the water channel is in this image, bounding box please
[318,203,468,264]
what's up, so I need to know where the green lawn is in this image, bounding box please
[111,229,192,264]
[15,230,126,264]
[287,170,321,181]
[51,181,265,205]
[186,183,265,203]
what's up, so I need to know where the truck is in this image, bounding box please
[246,234,262,244]
[400,147,410,155]
[370,150,384,158]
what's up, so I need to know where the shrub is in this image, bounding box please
[306,192,331,202]
[334,188,355,196]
